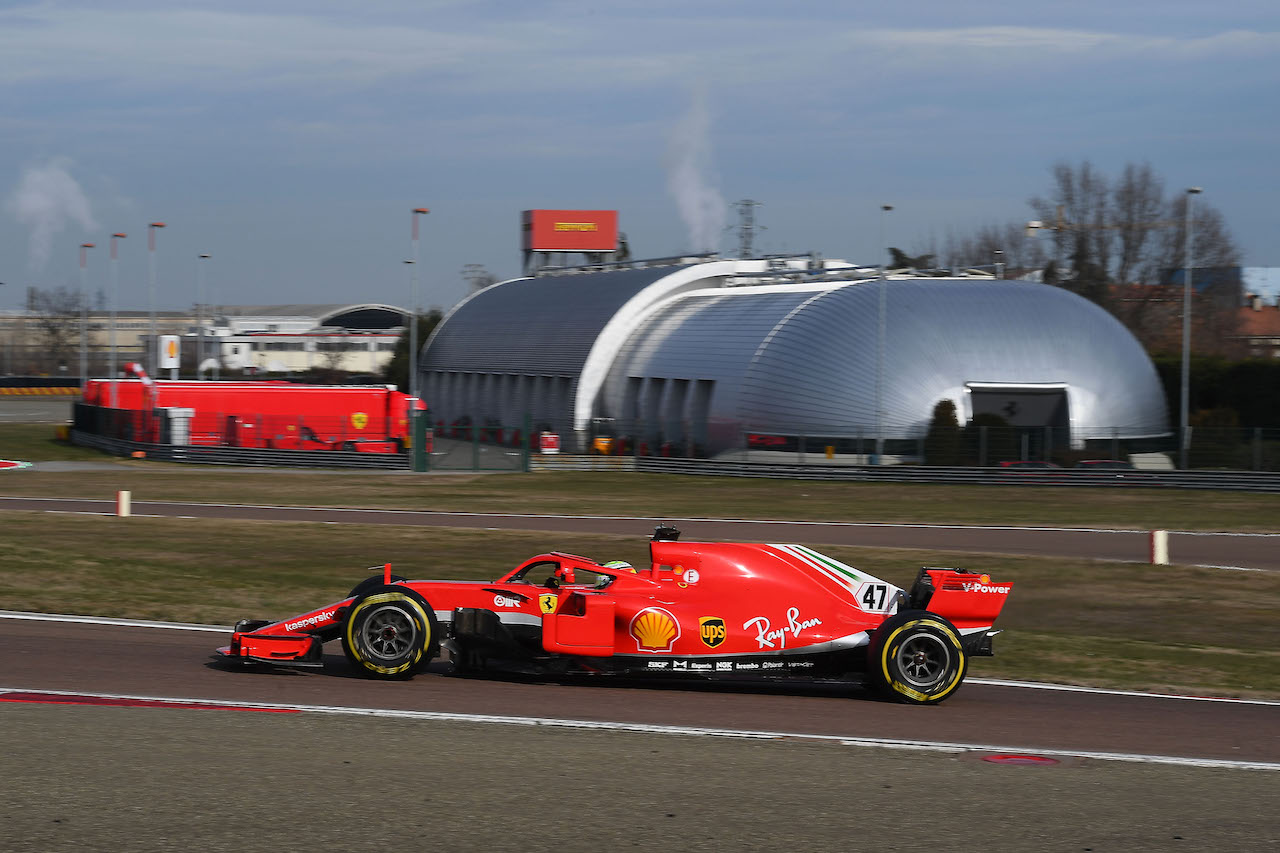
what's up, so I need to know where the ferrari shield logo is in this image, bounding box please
[351,411,369,430]
[698,616,726,648]
[538,593,559,615]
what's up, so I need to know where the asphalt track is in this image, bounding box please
[2,616,1278,852]
[2,494,1278,570]
[2,617,1277,766]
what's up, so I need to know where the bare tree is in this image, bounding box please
[1028,160,1113,304]
[937,222,1046,274]
[1112,162,1166,284]
[24,285,83,374]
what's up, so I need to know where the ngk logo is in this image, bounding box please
[962,582,1011,594]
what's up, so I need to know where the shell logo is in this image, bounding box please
[629,607,680,653]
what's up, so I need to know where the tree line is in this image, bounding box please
[899,160,1245,356]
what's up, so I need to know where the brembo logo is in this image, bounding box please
[285,611,336,631]
[961,582,1011,594]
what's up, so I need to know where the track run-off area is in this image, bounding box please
[4,494,1279,850]
[2,495,1279,571]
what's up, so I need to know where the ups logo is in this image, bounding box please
[698,616,726,649]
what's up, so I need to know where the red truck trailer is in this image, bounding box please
[81,375,424,453]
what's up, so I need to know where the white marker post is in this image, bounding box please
[116,490,131,518]
[1149,530,1169,565]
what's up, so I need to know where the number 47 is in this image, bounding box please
[859,583,889,612]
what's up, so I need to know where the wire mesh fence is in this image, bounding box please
[67,403,1280,475]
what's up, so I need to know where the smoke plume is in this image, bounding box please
[665,89,726,254]
[5,159,98,271]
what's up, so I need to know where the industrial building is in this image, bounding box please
[419,257,1170,457]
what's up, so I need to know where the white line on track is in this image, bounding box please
[2,686,1275,772]
[2,610,1276,706]
[5,495,1278,537]
[0,610,226,633]
[966,678,1280,706]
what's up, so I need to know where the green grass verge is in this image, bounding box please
[5,423,1280,532]
[0,424,123,464]
[1,512,1276,699]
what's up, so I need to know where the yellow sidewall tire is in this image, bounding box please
[343,591,434,679]
[870,612,967,705]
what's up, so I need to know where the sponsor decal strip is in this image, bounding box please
[2,687,1275,772]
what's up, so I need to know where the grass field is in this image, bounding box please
[3,422,1279,699]
[4,427,1280,532]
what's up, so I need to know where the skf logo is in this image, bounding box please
[630,607,680,653]
[351,412,369,430]
[698,616,726,649]
[538,593,559,615]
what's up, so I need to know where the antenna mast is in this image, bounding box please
[732,199,765,259]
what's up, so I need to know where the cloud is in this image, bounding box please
[5,159,98,271]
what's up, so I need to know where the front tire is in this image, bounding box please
[867,610,966,705]
[341,588,436,679]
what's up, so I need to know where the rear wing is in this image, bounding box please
[907,567,1012,632]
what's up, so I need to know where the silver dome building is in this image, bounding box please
[419,258,1169,456]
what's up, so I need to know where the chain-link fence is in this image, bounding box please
[514,417,1280,473]
[67,403,1280,474]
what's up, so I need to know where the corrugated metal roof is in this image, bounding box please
[421,266,689,376]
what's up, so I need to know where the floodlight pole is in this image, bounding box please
[1179,187,1201,470]
[78,242,95,388]
[409,208,429,405]
[108,233,127,408]
[874,204,892,465]
[197,254,211,379]
[147,222,166,377]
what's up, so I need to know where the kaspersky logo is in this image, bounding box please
[284,610,336,632]
[698,616,726,648]
[630,607,680,653]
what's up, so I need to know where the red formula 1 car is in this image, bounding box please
[215,527,1013,704]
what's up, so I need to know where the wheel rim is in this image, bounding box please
[895,632,951,688]
[361,605,417,660]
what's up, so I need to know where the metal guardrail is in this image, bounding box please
[631,457,1280,493]
[530,455,637,472]
[68,428,1280,491]
[71,430,410,470]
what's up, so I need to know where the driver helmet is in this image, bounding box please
[603,560,635,573]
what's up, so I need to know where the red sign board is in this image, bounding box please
[539,432,561,454]
[522,210,618,252]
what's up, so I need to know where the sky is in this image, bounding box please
[2,1,1277,314]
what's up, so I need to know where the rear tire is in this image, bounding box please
[341,588,436,679]
[867,610,966,705]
